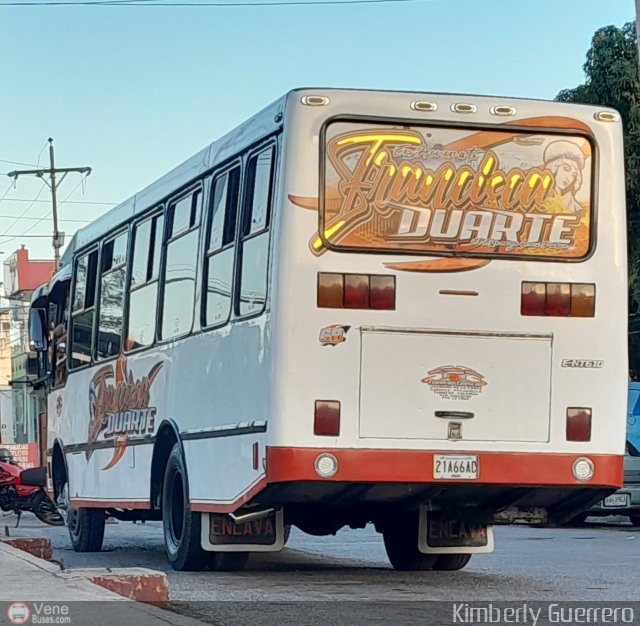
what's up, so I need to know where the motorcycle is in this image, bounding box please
[0,448,64,527]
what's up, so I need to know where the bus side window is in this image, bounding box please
[96,230,128,360]
[203,165,240,327]
[70,248,98,369]
[237,146,275,317]
[160,189,202,340]
[126,212,164,351]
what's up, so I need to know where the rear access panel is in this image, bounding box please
[359,328,552,442]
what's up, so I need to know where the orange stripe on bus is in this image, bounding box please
[265,447,623,488]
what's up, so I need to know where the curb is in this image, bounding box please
[67,568,170,605]
[1,536,169,604]
[0,537,53,561]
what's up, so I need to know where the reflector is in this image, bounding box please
[566,408,592,442]
[314,401,341,436]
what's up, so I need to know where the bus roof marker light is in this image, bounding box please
[315,453,338,479]
[572,457,595,482]
[490,105,517,116]
[452,103,477,114]
[301,95,329,107]
[410,100,438,112]
[595,111,619,122]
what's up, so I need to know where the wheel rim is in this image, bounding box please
[67,505,80,539]
[165,467,186,553]
[58,484,79,536]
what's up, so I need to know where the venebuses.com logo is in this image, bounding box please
[7,603,30,625]
[6,602,71,625]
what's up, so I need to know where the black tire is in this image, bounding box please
[162,444,209,571]
[382,514,437,571]
[433,553,472,571]
[67,506,106,552]
[209,551,250,571]
[629,515,640,527]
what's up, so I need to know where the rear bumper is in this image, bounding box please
[265,447,623,488]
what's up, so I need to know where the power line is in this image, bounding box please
[0,0,421,6]
[0,183,47,238]
[0,214,89,223]
[0,198,113,206]
[0,159,41,168]
[0,173,91,248]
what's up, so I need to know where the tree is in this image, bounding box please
[557,22,640,315]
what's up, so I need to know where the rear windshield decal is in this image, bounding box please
[321,122,592,260]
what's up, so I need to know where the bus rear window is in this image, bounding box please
[321,121,593,260]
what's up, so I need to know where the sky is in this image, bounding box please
[0,0,635,263]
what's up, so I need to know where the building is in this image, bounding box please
[3,246,55,446]
[0,296,13,444]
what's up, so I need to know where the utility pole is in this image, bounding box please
[7,138,91,270]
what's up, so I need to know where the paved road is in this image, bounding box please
[5,514,639,608]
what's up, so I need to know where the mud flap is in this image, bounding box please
[417,507,495,554]
[200,509,285,552]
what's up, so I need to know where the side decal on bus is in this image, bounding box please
[422,366,487,401]
[319,324,350,346]
[87,354,164,469]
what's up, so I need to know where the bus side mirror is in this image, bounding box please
[29,308,48,353]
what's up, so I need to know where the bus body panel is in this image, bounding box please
[270,90,627,464]
[43,89,626,528]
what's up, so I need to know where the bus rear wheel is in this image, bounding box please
[433,553,472,571]
[162,444,209,571]
[382,513,437,571]
[161,444,250,571]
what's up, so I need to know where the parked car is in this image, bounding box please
[573,441,640,526]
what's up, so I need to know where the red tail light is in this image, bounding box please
[521,282,546,316]
[314,400,341,436]
[370,275,396,310]
[344,274,369,308]
[521,282,595,317]
[545,283,571,316]
[318,273,395,310]
[566,408,592,442]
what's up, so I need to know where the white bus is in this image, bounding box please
[29,88,628,572]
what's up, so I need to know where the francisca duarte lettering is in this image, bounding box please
[322,126,592,260]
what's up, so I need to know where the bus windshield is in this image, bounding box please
[322,120,593,260]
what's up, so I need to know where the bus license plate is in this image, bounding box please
[603,493,630,508]
[433,455,478,480]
